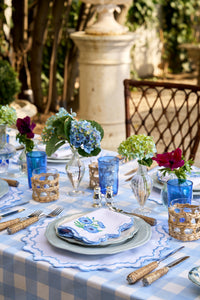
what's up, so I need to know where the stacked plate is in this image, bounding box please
[0,179,9,199]
[45,211,152,255]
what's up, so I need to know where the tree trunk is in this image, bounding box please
[60,0,72,109]
[45,0,65,113]
[30,0,50,112]
[11,0,30,98]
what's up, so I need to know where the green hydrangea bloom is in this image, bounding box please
[118,134,156,166]
[0,105,17,126]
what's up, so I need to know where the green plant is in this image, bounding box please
[0,60,21,105]
[126,0,159,31]
[160,0,197,73]
[126,0,199,73]
[0,105,17,126]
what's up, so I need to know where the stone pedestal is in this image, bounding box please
[70,31,136,151]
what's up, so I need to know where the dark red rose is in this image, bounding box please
[152,148,185,170]
[16,116,36,138]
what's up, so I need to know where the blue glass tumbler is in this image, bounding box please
[26,151,47,188]
[98,156,119,195]
[167,178,193,207]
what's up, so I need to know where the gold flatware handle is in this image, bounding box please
[7,216,39,234]
[0,178,19,187]
[124,168,137,176]
[142,267,169,286]
[0,218,21,231]
[125,175,134,182]
[124,211,157,226]
[127,261,159,284]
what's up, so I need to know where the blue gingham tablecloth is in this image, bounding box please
[1,150,200,300]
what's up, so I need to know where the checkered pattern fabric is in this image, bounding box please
[0,150,200,300]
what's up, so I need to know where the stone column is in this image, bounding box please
[71,31,136,151]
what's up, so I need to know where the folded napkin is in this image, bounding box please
[56,208,134,245]
[37,143,72,159]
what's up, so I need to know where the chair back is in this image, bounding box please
[124,79,200,160]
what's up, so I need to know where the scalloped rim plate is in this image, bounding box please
[0,179,9,199]
[188,266,200,287]
[55,213,139,247]
[45,213,152,255]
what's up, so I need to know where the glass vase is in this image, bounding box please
[130,163,153,215]
[65,149,85,196]
[18,147,27,174]
[0,124,15,173]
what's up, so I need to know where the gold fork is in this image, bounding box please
[0,210,43,232]
[7,207,64,234]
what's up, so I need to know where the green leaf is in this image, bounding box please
[87,120,104,140]
[45,135,65,156]
[78,147,101,157]
[64,118,72,142]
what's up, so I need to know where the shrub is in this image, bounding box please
[0,60,21,105]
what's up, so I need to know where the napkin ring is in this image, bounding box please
[31,172,59,202]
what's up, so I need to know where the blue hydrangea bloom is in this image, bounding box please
[69,120,101,154]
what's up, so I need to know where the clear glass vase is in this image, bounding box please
[65,149,85,196]
[0,124,15,173]
[130,163,153,215]
[18,147,27,174]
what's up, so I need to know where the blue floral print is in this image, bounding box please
[74,216,106,233]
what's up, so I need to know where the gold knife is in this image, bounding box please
[127,246,184,284]
[142,256,190,286]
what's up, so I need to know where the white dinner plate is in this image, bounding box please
[45,214,152,255]
[55,213,139,247]
[188,266,200,287]
[0,179,9,199]
[47,157,71,164]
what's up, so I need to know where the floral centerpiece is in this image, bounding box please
[118,134,156,166]
[42,107,104,195]
[15,116,36,173]
[152,148,193,207]
[118,134,156,214]
[152,147,193,180]
[42,107,104,157]
[16,116,36,152]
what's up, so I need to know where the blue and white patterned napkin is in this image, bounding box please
[56,208,134,245]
